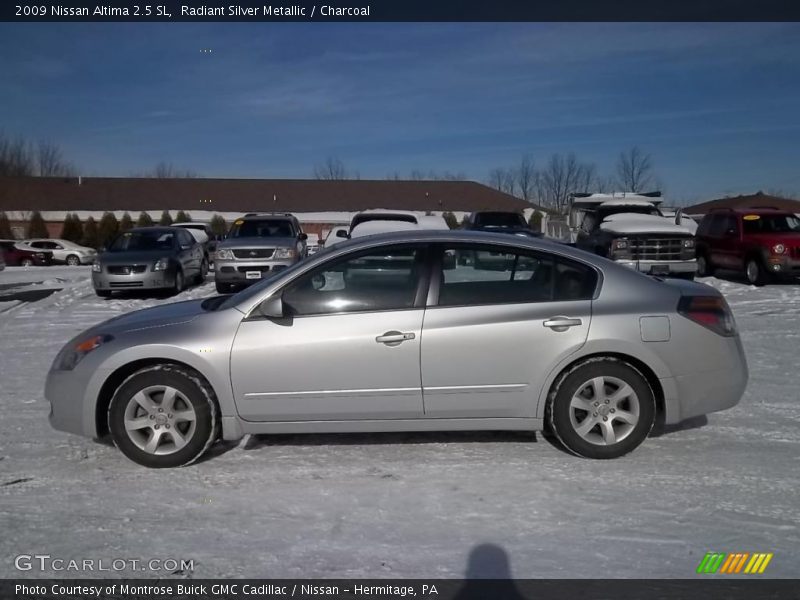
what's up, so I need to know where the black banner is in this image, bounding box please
[2,580,799,600]
[3,0,800,22]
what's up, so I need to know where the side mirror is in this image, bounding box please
[258,295,284,319]
[298,233,308,241]
[674,208,683,225]
[336,230,349,239]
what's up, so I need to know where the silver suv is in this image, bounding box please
[214,213,308,293]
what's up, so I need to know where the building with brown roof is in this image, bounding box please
[684,192,800,217]
[0,176,540,239]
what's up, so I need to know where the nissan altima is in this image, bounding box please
[46,230,748,467]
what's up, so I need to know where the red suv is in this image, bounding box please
[695,208,800,285]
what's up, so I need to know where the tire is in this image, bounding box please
[171,268,184,295]
[696,253,715,277]
[108,365,220,468]
[95,289,112,298]
[66,254,81,266]
[21,258,33,267]
[546,358,656,459]
[215,281,233,294]
[745,257,768,286]
[195,259,208,285]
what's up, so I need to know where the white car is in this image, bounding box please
[321,225,350,249]
[25,238,97,266]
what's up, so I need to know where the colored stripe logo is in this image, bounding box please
[697,552,773,574]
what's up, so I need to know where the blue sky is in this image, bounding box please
[1,23,799,202]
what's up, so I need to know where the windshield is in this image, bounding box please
[228,219,295,238]
[599,205,662,219]
[108,230,175,252]
[475,213,526,227]
[742,214,800,234]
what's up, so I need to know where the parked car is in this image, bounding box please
[695,207,800,285]
[0,246,4,271]
[335,210,421,242]
[91,227,207,297]
[214,213,307,294]
[305,233,321,255]
[463,211,540,237]
[46,230,747,468]
[0,240,54,266]
[569,193,697,279]
[25,238,97,266]
[320,225,349,249]
[172,222,215,268]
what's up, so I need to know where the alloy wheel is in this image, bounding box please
[568,376,640,446]
[123,385,197,455]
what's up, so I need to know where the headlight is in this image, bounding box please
[772,244,786,254]
[215,248,234,260]
[91,262,101,272]
[54,334,114,371]
[683,239,695,248]
[274,247,297,259]
[152,257,170,271]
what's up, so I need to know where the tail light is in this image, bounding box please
[677,295,737,336]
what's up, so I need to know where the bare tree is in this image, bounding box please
[313,157,349,180]
[0,134,35,176]
[488,167,516,195]
[37,141,75,177]
[616,146,655,193]
[515,154,536,202]
[147,161,198,178]
[538,153,596,213]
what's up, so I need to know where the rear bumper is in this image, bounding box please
[661,336,748,424]
[616,259,697,275]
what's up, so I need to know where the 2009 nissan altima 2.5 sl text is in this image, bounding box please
[45,230,748,468]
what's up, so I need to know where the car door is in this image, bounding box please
[420,243,595,418]
[176,229,199,275]
[230,244,430,421]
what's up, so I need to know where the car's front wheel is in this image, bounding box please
[66,254,81,266]
[547,358,655,459]
[171,268,184,295]
[108,365,219,468]
[696,253,715,277]
[196,258,208,284]
[21,258,33,267]
[215,281,233,294]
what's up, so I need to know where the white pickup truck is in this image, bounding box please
[568,192,697,279]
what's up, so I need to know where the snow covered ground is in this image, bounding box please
[0,266,798,579]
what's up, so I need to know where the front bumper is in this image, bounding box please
[616,259,697,275]
[763,254,800,276]
[92,269,177,291]
[46,363,107,439]
[214,259,294,285]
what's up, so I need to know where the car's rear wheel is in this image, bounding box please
[696,253,715,277]
[108,365,219,468]
[171,268,184,295]
[745,257,768,286]
[547,358,655,459]
[195,258,208,284]
[66,254,81,266]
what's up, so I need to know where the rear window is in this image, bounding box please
[350,214,418,229]
[474,212,527,227]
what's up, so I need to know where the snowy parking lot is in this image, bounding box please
[0,266,798,578]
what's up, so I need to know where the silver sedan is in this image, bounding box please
[46,230,748,467]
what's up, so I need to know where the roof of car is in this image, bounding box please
[709,206,793,215]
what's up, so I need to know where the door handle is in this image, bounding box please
[543,317,582,330]
[376,331,416,345]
